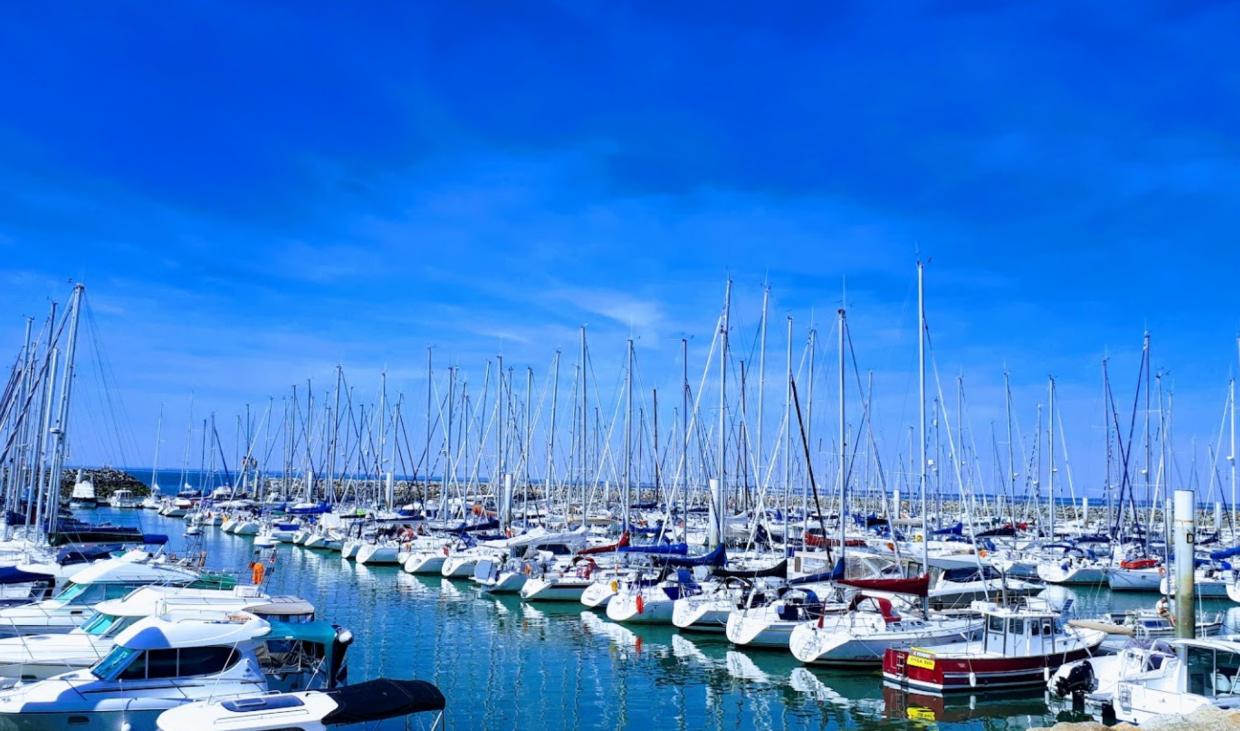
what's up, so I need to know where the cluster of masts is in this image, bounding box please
[144,263,1237,549]
[0,283,86,535]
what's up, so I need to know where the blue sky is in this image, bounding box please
[2,2,1239,497]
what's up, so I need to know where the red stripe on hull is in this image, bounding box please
[882,647,1094,693]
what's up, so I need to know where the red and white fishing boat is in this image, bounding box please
[882,600,1106,694]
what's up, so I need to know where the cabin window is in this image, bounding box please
[146,649,180,679]
[1217,651,1240,696]
[56,582,106,605]
[104,584,140,600]
[1030,621,1041,636]
[1042,620,1054,636]
[117,652,148,681]
[1008,619,1025,635]
[1188,647,1220,696]
[93,646,140,680]
[987,615,1004,633]
[178,647,240,676]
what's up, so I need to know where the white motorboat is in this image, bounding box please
[107,489,141,509]
[156,678,446,731]
[0,552,205,636]
[1058,638,1240,724]
[0,613,273,730]
[0,584,281,682]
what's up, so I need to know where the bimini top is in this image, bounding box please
[115,612,270,651]
[93,585,273,618]
[322,679,446,724]
[64,554,200,586]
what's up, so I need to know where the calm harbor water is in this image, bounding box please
[74,500,1240,730]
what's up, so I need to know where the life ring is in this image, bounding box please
[1158,566,1166,577]
[442,545,451,557]
[978,549,988,558]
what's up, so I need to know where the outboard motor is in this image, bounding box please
[1053,660,1095,711]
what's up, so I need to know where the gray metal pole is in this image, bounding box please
[1174,489,1195,639]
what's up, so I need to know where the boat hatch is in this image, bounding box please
[222,695,306,713]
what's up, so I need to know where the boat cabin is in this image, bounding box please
[981,605,1068,657]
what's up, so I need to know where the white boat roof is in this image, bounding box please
[1172,637,1240,653]
[67,554,200,585]
[156,691,337,729]
[94,586,270,618]
[115,612,270,650]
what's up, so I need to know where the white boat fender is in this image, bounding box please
[968,671,976,687]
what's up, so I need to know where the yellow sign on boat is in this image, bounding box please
[907,707,936,722]
[906,649,936,670]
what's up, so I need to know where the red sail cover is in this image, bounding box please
[838,574,930,597]
[578,532,630,556]
[803,532,867,548]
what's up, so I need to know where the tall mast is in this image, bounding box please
[425,348,432,490]
[917,261,929,577]
[545,351,560,500]
[45,283,85,531]
[783,316,793,549]
[497,354,505,494]
[1004,370,1015,517]
[580,327,588,498]
[151,405,164,493]
[757,285,769,493]
[624,338,633,530]
[714,280,732,548]
[524,366,532,518]
[652,388,660,504]
[1048,375,1056,540]
[837,307,847,560]
[681,337,689,520]
[1232,336,1238,530]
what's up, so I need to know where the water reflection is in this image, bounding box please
[78,508,1240,730]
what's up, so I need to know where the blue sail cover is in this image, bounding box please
[286,502,333,515]
[0,566,54,585]
[931,522,963,536]
[1210,545,1240,561]
[830,558,846,581]
[663,544,726,567]
[619,543,689,556]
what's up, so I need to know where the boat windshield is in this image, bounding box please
[81,612,121,636]
[53,582,95,604]
[92,646,139,680]
[1187,646,1240,697]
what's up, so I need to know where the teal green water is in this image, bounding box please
[78,507,1240,730]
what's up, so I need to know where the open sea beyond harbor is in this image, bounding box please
[76,475,1240,731]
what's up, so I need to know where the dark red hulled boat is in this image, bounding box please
[882,601,1106,694]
